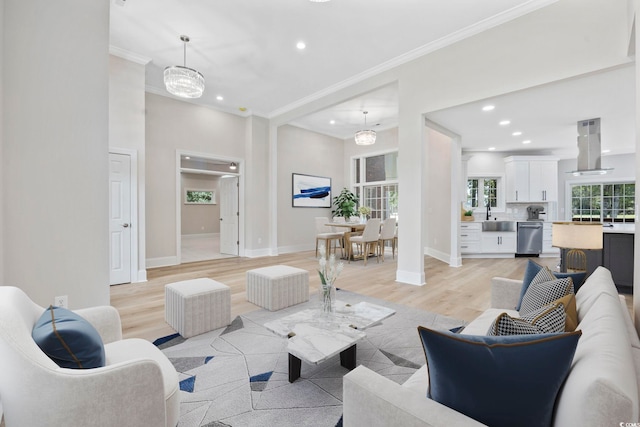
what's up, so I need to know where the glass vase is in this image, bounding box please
[320,283,335,314]
[360,214,367,224]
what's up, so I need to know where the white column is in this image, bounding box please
[395,103,426,286]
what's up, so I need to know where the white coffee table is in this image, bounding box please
[264,301,396,382]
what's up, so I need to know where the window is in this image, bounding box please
[353,151,398,220]
[467,177,500,209]
[571,182,635,223]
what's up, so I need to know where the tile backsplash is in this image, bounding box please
[470,202,557,222]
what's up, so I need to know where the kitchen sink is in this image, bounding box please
[482,221,516,232]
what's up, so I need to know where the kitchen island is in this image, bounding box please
[602,224,634,293]
[560,224,635,294]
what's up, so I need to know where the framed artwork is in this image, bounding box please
[184,189,216,205]
[292,173,331,208]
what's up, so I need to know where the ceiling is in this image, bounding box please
[109,0,634,158]
[427,65,636,158]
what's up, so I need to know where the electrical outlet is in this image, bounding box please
[54,295,68,308]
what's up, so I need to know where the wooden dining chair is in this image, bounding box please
[349,218,381,266]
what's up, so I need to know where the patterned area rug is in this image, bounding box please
[155,289,465,427]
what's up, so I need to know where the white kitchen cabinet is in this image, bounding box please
[505,157,558,203]
[505,160,529,202]
[459,222,481,254]
[542,222,559,255]
[529,161,557,202]
[481,232,516,253]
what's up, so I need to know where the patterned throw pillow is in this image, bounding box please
[487,303,566,336]
[515,260,587,310]
[519,276,574,316]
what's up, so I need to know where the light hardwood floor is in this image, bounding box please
[110,251,631,341]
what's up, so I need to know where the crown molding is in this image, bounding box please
[269,0,558,119]
[109,46,152,65]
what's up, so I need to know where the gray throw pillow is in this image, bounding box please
[519,277,574,316]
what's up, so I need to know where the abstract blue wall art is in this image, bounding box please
[292,173,332,208]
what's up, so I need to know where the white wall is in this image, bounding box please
[558,153,636,220]
[2,0,110,308]
[466,152,508,176]
[145,93,246,265]
[109,54,147,281]
[245,116,271,257]
[181,174,220,235]
[425,128,453,262]
[277,125,345,253]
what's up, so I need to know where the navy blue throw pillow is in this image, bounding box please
[418,327,581,427]
[32,306,105,369]
[516,260,585,310]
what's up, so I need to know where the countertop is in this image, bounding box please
[602,224,635,234]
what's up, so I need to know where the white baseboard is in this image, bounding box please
[396,269,425,286]
[424,247,450,265]
[135,270,148,282]
[146,256,178,268]
[449,255,463,267]
[182,233,218,239]
[243,248,273,258]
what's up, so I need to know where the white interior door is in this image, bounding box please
[109,153,132,285]
[219,176,239,255]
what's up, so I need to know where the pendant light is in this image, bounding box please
[164,35,205,99]
[354,111,376,146]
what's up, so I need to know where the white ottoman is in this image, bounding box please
[165,278,231,338]
[246,265,309,311]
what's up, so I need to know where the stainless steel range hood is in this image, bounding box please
[567,118,612,176]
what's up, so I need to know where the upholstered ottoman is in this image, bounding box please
[165,278,231,338]
[246,265,309,311]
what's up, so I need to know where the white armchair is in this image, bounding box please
[0,286,179,427]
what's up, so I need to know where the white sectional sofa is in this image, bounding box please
[343,266,640,426]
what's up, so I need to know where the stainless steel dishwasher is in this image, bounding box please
[517,221,543,255]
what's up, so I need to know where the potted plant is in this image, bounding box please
[461,204,475,221]
[333,188,359,218]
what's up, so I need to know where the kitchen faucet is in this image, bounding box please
[486,202,491,220]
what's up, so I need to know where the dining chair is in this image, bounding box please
[378,218,397,261]
[315,217,343,258]
[349,218,381,266]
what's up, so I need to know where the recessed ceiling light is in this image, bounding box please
[488,147,496,151]
[329,120,335,125]
[512,131,522,136]
[185,156,191,160]
[216,95,224,101]
[296,41,306,50]
[522,140,532,144]
[499,120,511,126]
[602,149,611,153]
[482,105,495,112]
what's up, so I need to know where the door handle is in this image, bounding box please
[122,223,130,228]
[220,218,223,221]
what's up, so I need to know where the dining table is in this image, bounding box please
[325,221,368,261]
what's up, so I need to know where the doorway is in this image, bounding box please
[109,149,140,285]
[176,152,242,264]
